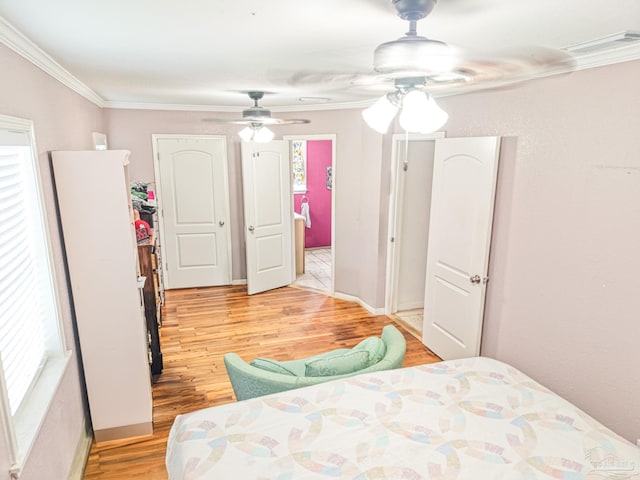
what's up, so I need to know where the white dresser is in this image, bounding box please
[52,150,153,442]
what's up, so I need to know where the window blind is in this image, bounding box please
[0,139,47,416]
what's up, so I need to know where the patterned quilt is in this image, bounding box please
[166,357,640,479]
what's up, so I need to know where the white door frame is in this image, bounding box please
[384,132,445,314]
[283,134,336,295]
[152,134,233,288]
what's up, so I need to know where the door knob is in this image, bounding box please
[219,220,225,227]
[248,225,255,232]
[470,275,481,284]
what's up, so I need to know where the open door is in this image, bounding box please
[241,141,294,295]
[422,136,500,359]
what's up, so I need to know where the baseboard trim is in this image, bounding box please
[396,302,424,311]
[333,291,385,315]
[231,279,247,285]
[94,422,153,443]
[67,420,92,480]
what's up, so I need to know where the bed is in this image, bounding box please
[166,357,639,479]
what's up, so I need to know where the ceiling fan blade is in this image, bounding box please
[280,42,574,100]
[443,45,575,86]
[201,91,310,125]
[368,45,575,96]
[286,70,381,88]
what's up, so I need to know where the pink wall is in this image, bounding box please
[0,44,106,479]
[293,140,332,248]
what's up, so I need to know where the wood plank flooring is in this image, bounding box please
[83,285,441,479]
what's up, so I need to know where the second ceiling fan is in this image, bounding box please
[204,91,310,142]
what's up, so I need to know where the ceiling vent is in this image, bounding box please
[563,31,640,54]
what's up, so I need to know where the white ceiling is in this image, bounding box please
[1,0,639,111]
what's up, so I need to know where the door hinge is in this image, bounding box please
[390,237,395,243]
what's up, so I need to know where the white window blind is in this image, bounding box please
[0,117,67,477]
[0,136,47,416]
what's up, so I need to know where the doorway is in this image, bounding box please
[385,133,443,336]
[386,135,501,359]
[284,134,336,295]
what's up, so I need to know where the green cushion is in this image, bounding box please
[305,350,370,377]
[276,358,307,377]
[250,357,297,376]
[353,336,387,365]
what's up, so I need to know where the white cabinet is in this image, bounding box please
[52,150,153,442]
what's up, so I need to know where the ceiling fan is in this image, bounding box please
[376,0,572,84]
[292,0,575,134]
[203,91,310,142]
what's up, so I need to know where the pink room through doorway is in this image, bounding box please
[292,139,333,292]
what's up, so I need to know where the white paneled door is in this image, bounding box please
[241,141,294,295]
[155,135,231,289]
[422,137,501,360]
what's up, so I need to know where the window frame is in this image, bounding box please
[0,114,70,478]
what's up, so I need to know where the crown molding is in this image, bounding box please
[571,41,640,71]
[103,101,244,112]
[103,99,373,112]
[0,17,105,107]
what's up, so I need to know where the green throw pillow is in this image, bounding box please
[305,350,370,377]
[250,357,297,376]
[353,336,387,364]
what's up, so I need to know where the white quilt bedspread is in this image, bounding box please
[166,357,639,479]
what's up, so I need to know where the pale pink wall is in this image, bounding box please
[6,18,637,475]
[389,60,640,442]
[0,44,106,479]
[293,140,332,248]
[104,108,381,304]
[105,55,640,444]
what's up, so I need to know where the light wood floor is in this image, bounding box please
[83,285,441,479]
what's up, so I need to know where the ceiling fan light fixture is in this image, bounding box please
[238,126,254,142]
[253,125,274,143]
[238,125,274,143]
[362,93,400,134]
[399,90,448,134]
